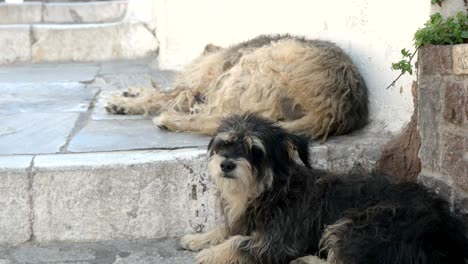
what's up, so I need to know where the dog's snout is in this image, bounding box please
[220,160,236,173]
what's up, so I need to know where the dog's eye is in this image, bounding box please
[251,146,264,161]
[221,141,232,146]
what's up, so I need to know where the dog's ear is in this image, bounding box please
[207,137,215,153]
[287,134,311,168]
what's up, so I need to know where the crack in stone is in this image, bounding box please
[59,89,101,153]
[26,155,36,243]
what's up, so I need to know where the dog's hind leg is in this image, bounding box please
[279,112,334,142]
[180,225,227,252]
[153,111,223,136]
[106,87,200,115]
[106,87,162,115]
[290,256,329,264]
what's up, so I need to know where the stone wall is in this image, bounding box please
[418,44,468,224]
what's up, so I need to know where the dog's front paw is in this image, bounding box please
[153,112,177,131]
[105,102,128,115]
[195,248,217,264]
[180,234,210,252]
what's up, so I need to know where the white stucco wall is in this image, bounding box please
[148,0,464,134]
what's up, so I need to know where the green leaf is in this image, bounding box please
[462,31,468,39]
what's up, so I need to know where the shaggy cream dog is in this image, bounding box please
[106,34,368,141]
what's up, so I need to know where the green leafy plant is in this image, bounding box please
[387,11,468,89]
[414,12,467,46]
[431,0,446,7]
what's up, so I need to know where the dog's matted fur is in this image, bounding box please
[106,34,368,141]
[180,113,468,264]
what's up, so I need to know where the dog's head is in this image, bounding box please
[207,113,311,196]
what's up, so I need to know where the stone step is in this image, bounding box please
[0,133,388,245]
[0,238,195,264]
[0,1,127,25]
[0,22,158,64]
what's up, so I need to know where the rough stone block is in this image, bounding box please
[443,80,466,125]
[0,156,33,245]
[418,171,452,202]
[43,1,127,24]
[441,132,468,192]
[418,45,453,76]
[31,22,158,62]
[417,76,443,171]
[32,149,220,242]
[0,25,31,64]
[0,3,42,24]
[465,85,468,121]
[453,44,468,75]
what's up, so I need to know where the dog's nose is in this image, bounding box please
[220,160,236,173]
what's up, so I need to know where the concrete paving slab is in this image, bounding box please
[0,82,98,114]
[150,70,178,90]
[98,59,153,75]
[2,238,194,264]
[0,113,80,155]
[97,73,154,91]
[31,149,220,242]
[106,238,195,264]
[67,119,210,153]
[11,243,102,263]
[0,63,99,83]
[0,156,32,245]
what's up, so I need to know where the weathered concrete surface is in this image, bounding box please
[0,113,80,155]
[1,238,195,264]
[0,25,31,64]
[0,156,33,245]
[32,149,220,242]
[31,23,158,62]
[43,1,127,24]
[67,120,210,153]
[0,82,98,114]
[0,63,99,83]
[0,3,42,24]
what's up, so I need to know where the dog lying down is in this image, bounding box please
[106,34,368,142]
[180,113,468,264]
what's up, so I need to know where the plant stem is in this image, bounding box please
[386,46,420,90]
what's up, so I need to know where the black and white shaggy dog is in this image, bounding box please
[180,113,468,264]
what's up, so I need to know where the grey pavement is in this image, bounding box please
[0,58,210,156]
[0,238,195,264]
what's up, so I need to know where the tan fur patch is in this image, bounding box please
[195,235,252,264]
[180,225,227,251]
[319,219,353,264]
